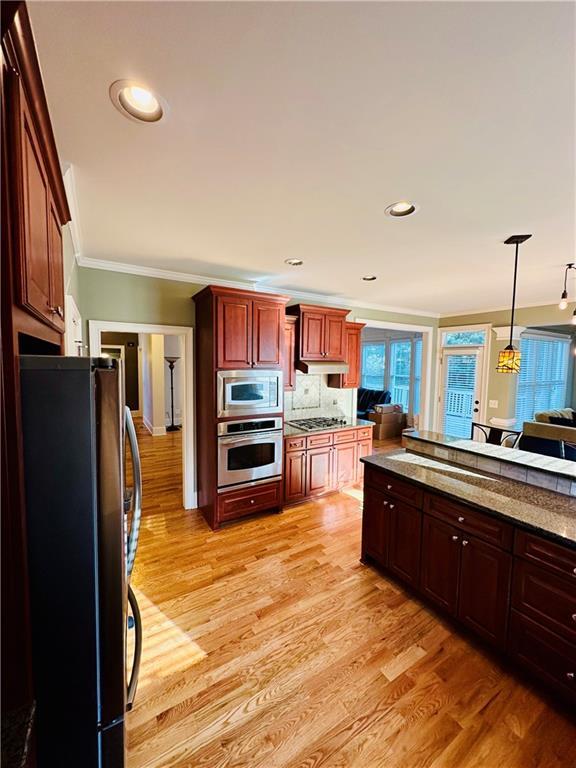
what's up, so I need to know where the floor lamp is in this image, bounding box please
[164,356,181,432]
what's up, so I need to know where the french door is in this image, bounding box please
[439,347,483,438]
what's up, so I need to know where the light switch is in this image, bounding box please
[489,400,498,409]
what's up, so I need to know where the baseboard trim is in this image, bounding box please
[143,416,167,436]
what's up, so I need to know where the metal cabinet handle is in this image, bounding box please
[452,535,459,541]
[389,504,395,510]
[250,499,255,504]
[566,672,575,680]
[382,500,388,506]
[386,484,392,490]
[48,304,64,318]
[458,516,465,523]
[573,568,576,576]
[462,539,469,547]
[125,407,142,581]
[572,614,576,622]
[126,584,142,711]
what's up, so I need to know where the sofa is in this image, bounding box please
[520,407,576,461]
[357,387,391,419]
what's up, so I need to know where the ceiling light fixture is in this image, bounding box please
[109,80,165,123]
[285,259,304,266]
[558,263,575,310]
[496,234,532,374]
[385,201,418,218]
[362,275,377,281]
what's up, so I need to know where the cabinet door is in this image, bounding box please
[252,299,282,368]
[324,314,346,360]
[300,311,325,360]
[344,324,362,387]
[284,450,306,503]
[216,295,252,369]
[17,79,52,325]
[47,196,65,331]
[305,446,333,496]
[333,442,357,488]
[361,486,389,566]
[283,318,297,391]
[458,536,511,649]
[388,501,422,588]
[420,515,461,615]
[356,438,372,483]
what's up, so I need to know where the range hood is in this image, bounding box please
[296,360,349,375]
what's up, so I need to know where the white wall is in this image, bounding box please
[141,333,166,435]
[164,335,183,426]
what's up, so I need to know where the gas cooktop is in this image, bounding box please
[287,417,348,432]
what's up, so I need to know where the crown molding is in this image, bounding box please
[438,299,559,318]
[76,255,441,319]
[63,165,82,258]
[493,325,526,341]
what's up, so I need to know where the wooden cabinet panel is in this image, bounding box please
[388,501,422,588]
[509,610,576,698]
[514,530,576,581]
[333,429,358,445]
[323,314,346,360]
[356,438,372,483]
[252,299,282,368]
[512,559,576,642]
[458,536,511,649]
[306,446,333,497]
[306,432,333,450]
[47,197,64,331]
[285,435,305,452]
[328,322,364,388]
[300,311,325,360]
[362,486,389,566]
[283,316,297,390]
[284,450,306,504]
[365,467,423,508]
[333,442,357,487]
[217,480,281,522]
[216,295,252,369]
[425,493,513,550]
[420,515,460,615]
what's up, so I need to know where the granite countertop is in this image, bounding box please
[284,417,374,438]
[407,430,576,480]
[361,449,576,547]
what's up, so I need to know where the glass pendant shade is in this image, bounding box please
[496,345,521,374]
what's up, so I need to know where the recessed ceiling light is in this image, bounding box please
[109,80,165,123]
[285,259,304,266]
[362,275,377,281]
[385,201,418,217]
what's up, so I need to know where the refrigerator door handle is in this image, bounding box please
[126,584,142,711]
[125,407,142,580]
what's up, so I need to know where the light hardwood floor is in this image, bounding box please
[126,423,575,768]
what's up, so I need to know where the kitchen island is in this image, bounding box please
[360,449,576,703]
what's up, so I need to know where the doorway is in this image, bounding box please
[89,321,195,510]
[438,346,484,438]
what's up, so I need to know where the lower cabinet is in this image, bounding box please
[217,480,282,525]
[420,515,461,614]
[333,441,357,487]
[388,500,422,588]
[306,446,333,497]
[284,449,307,504]
[361,487,389,565]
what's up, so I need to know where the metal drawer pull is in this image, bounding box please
[452,535,459,542]
[389,504,395,509]
[462,540,469,547]
[386,484,392,490]
[250,499,255,504]
[382,500,388,506]
[573,568,576,576]
[572,614,576,622]
[458,516,465,523]
[567,672,575,680]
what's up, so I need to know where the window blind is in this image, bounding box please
[515,335,570,426]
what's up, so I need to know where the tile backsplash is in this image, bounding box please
[284,373,355,421]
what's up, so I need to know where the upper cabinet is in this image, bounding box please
[328,321,365,389]
[196,286,289,371]
[286,304,349,362]
[283,316,297,391]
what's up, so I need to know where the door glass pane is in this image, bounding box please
[442,353,477,438]
[443,330,486,346]
[390,340,411,411]
[229,382,266,402]
[413,338,423,416]
[361,343,385,389]
[228,442,275,471]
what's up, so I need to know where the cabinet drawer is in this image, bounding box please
[285,436,306,452]
[512,559,576,641]
[306,432,333,449]
[218,481,281,522]
[357,427,373,440]
[514,530,576,581]
[424,493,512,550]
[333,429,357,445]
[509,610,576,699]
[364,467,423,508]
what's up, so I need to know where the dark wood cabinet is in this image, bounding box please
[420,515,461,614]
[306,445,333,497]
[283,316,297,390]
[328,322,365,389]
[47,195,64,332]
[388,500,422,588]
[458,536,511,648]
[362,486,389,566]
[333,441,357,487]
[284,449,306,504]
[286,304,349,363]
[214,289,288,370]
[512,558,576,642]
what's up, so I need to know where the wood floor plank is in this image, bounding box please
[126,422,576,768]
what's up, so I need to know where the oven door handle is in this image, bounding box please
[219,431,282,446]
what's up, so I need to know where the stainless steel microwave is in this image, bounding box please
[216,369,283,419]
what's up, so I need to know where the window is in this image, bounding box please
[361,343,386,390]
[389,339,411,411]
[442,330,486,346]
[515,335,570,425]
[413,337,422,415]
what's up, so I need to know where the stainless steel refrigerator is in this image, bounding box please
[19,356,143,767]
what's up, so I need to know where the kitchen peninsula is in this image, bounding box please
[360,446,576,703]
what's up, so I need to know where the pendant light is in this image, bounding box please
[496,234,532,374]
[558,263,575,310]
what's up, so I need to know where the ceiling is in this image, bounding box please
[30,1,575,316]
